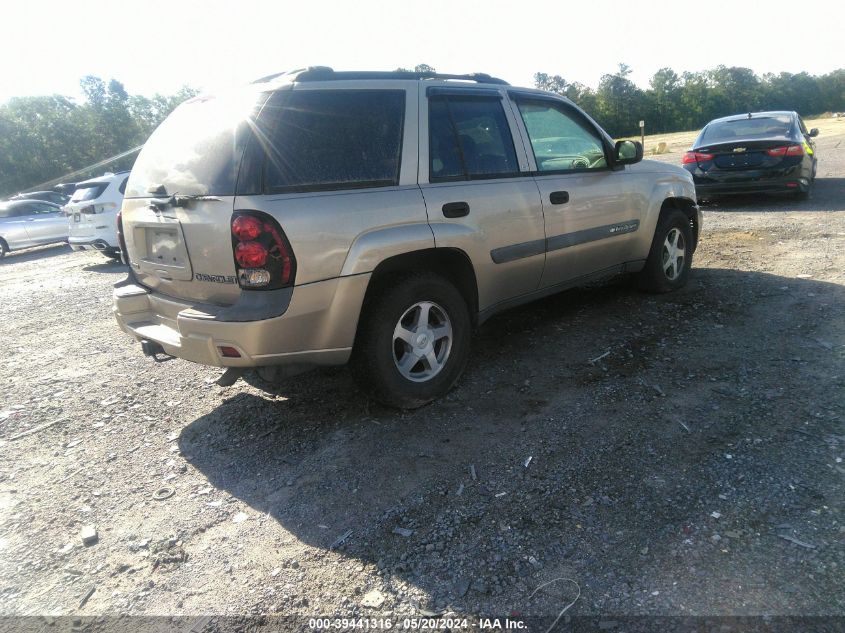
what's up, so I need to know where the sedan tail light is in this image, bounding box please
[766,145,804,157]
[682,151,715,164]
[230,211,296,290]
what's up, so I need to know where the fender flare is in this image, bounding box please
[339,223,436,277]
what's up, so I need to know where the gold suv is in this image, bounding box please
[113,68,701,408]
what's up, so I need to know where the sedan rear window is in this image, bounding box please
[70,183,108,202]
[701,115,793,144]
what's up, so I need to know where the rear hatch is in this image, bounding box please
[122,90,268,306]
[67,182,111,238]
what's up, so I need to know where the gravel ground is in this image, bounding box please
[1,131,844,624]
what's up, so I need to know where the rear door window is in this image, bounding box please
[260,90,405,193]
[30,203,59,214]
[15,202,39,216]
[429,96,518,181]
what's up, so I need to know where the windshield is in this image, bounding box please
[125,91,267,198]
[701,115,793,144]
[70,183,108,202]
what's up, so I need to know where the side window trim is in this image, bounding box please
[427,94,522,183]
[510,95,614,176]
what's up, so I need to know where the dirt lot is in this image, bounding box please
[1,126,844,626]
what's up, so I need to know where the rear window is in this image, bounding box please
[125,91,266,198]
[70,183,108,202]
[701,115,793,144]
[260,90,405,193]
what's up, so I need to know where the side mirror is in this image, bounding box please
[808,128,819,138]
[613,140,643,166]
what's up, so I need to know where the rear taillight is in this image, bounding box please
[766,145,803,157]
[230,211,296,290]
[235,241,268,268]
[231,215,263,241]
[682,151,714,164]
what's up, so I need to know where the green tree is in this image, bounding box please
[649,67,681,132]
[0,77,198,197]
[394,64,437,73]
[533,73,597,113]
[594,63,644,135]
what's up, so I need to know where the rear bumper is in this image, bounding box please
[112,274,370,369]
[69,237,117,252]
[689,164,810,196]
[694,178,809,196]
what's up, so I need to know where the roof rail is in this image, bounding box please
[286,67,510,86]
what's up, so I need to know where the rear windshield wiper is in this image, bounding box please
[148,191,222,211]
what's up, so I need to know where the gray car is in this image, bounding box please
[0,200,68,258]
[114,68,701,408]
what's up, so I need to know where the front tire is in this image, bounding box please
[351,273,472,409]
[0,239,8,259]
[638,209,693,293]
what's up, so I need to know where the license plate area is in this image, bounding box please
[133,219,194,281]
[146,227,182,265]
[715,153,763,169]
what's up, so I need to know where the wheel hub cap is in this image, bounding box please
[392,301,453,383]
[662,228,686,281]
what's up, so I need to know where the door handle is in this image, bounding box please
[442,201,470,218]
[549,191,569,205]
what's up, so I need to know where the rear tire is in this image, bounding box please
[0,239,7,259]
[638,209,693,293]
[351,273,472,409]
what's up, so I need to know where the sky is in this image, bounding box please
[1,0,843,104]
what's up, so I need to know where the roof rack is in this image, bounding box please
[260,67,509,86]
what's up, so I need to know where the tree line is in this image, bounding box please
[535,64,845,137]
[2,65,843,197]
[0,77,197,197]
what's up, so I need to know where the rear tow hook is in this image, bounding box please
[216,368,244,387]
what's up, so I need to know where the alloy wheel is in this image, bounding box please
[392,301,453,383]
[662,228,686,281]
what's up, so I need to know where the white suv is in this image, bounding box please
[66,172,129,259]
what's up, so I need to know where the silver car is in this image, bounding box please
[0,200,68,258]
[114,68,701,408]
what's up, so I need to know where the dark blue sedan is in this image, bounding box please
[682,111,818,198]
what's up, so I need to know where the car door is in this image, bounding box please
[0,204,34,249]
[419,87,545,314]
[508,93,646,288]
[23,202,67,243]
